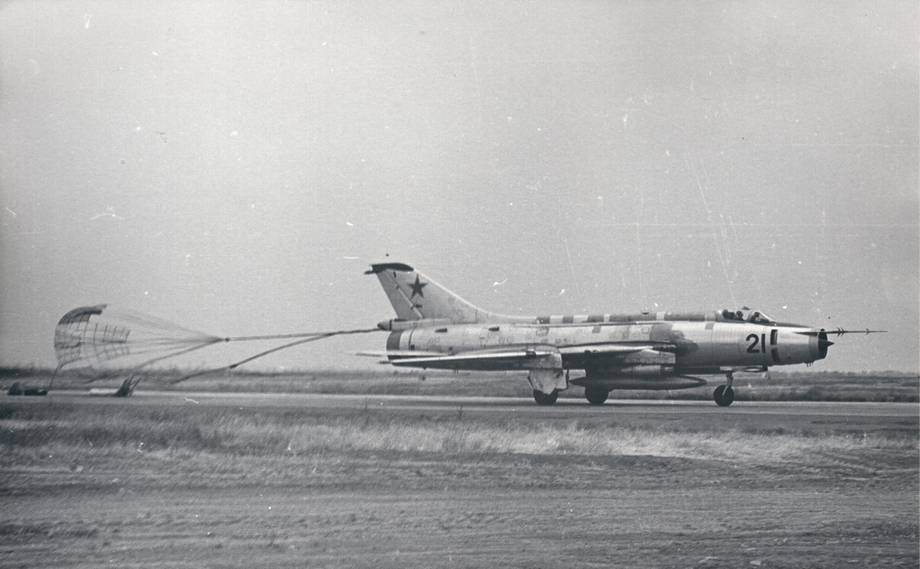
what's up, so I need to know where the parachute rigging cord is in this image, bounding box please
[51,305,380,390]
[175,328,382,382]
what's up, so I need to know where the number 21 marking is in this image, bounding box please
[746,333,767,353]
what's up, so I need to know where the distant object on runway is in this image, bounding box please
[363,262,885,407]
[6,382,47,396]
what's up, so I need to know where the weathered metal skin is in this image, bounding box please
[386,321,822,377]
[368,262,833,396]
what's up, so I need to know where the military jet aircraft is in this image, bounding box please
[365,262,883,406]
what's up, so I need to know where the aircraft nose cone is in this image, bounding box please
[817,329,833,358]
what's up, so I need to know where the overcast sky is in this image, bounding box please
[1,1,917,373]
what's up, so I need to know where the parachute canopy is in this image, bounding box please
[52,305,380,382]
[53,305,224,371]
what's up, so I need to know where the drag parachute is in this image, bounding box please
[54,305,223,372]
[50,304,379,394]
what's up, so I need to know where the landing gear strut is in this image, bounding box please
[584,386,609,406]
[713,371,735,407]
[533,389,559,406]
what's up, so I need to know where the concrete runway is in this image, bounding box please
[41,389,916,414]
[14,389,917,435]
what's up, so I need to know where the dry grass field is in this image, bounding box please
[1,384,917,568]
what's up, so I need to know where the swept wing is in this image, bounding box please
[383,342,675,370]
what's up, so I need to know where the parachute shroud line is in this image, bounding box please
[51,304,380,394]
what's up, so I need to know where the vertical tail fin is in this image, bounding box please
[365,262,499,323]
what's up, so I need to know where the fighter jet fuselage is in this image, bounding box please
[366,262,867,406]
[381,317,828,375]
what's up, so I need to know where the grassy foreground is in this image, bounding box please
[1,395,917,568]
[1,400,916,469]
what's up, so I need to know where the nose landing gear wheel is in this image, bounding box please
[533,389,559,406]
[584,386,609,405]
[713,384,735,407]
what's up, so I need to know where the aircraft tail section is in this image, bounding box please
[365,262,500,323]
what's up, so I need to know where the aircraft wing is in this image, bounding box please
[557,343,667,356]
[388,349,558,371]
[557,343,677,367]
[356,350,442,359]
[378,343,676,370]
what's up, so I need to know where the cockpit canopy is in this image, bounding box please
[720,308,775,324]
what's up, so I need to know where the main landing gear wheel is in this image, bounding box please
[713,370,736,407]
[713,384,735,407]
[584,386,609,406]
[533,389,559,406]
